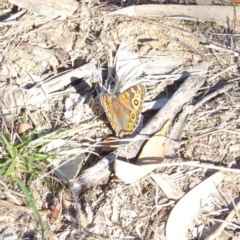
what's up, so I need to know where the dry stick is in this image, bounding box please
[72,75,205,195]
[166,104,192,157]
[4,9,27,22]
[209,219,240,229]
[136,162,240,174]
[0,18,51,27]
[173,37,210,61]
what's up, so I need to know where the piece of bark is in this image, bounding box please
[72,74,206,195]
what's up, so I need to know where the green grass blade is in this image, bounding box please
[28,156,33,172]
[0,161,11,176]
[15,136,34,151]
[0,134,15,158]
[18,163,28,172]
[15,152,27,163]
[0,161,11,167]
[13,177,45,239]
[3,161,16,178]
[31,161,43,171]
[32,153,53,161]
[42,178,57,193]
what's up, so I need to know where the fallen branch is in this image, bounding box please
[72,73,206,195]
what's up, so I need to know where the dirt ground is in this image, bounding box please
[0,0,240,239]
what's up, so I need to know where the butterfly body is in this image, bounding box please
[100,84,145,137]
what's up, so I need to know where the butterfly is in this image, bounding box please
[100,84,146,137]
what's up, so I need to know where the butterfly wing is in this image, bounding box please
[117,84,145,113]
[117,85,145,136]
[100,94,131,136]
[100,84,146,137]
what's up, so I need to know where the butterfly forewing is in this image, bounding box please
[100,94,121,134]
[118,85,145,112]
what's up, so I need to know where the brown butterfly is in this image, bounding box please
[100,84,146,137]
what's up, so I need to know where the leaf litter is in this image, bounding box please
[0,0,240,239]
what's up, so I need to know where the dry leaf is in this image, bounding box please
[16,123,33,134]
[71,95,86,124]
[28,111,41,126]
[54,49,68,67]
[151,173,184,200]
[114,160,150,183]
[0,227,17,240]
[137,120,171,166]
[41,139,85,180]
[166,171,227,240]
[114,120,171,183]
[50,198,60,223]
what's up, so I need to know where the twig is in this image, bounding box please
[3,9,27,21]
